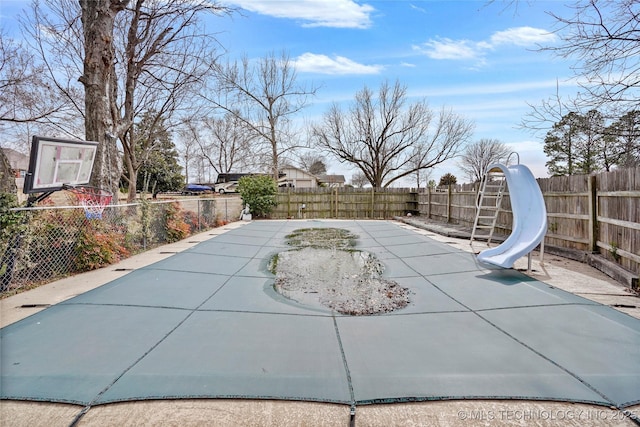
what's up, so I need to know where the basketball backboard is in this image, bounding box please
[23,136,98,194]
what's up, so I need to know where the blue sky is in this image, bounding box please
[213,0,578,183]
[1,0,581,183]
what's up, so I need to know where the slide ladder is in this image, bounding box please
[471,168,507,244]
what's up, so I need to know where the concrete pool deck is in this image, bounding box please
[1,219,639,426]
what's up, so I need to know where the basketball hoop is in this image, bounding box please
[64,185,113,220]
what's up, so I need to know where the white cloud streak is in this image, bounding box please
[414,26,558,63]
[490,26,557,47]
[414,38,480,60]
[293,53,383,75]
[225,0,375,28]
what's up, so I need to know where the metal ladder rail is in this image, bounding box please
[471,170,506,244]
[471,152,519,245]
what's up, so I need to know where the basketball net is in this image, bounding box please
[65,185,113,220]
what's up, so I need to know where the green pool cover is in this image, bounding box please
[1,220,638,411]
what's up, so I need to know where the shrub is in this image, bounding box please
[164,201,190,242]
[182,210,200,233]
[0,193,26,241]
[215,214,228,227]
[238,175,278,218]
[0,193,28,291]
[74,221,130,271]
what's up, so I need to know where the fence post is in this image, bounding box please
[197,199,201,231]
[428,186,432,219]
[588,174,598,252]
[384,191,388,218]
[371,187,375,218]
[447,183,452,223]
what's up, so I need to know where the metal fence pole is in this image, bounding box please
[197,199,201,231]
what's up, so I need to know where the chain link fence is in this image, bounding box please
[0,197,243,296]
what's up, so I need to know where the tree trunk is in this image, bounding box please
[79,0,126,198]
[123,152,138,202]
[271,141,279,181]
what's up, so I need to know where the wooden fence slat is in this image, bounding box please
[598,191,640,197]
[597,216,640,231]
[546,233,591,245]
[547,213,589,220]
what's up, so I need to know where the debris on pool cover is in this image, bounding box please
[271,228,410,315]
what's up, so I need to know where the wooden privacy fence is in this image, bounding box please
[273,187,418,219]
[594,168,640,275]
[271,167,640,277]
[417,169,639,277]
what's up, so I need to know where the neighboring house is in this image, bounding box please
[279,167,318,188]
[2,148,29,195]
[318,174,346,188]
[2,148,29,178]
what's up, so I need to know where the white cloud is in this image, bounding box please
[294,53,383,74]
[413,38,480,60]
[491,26,557,47]
[409,3,427,14]
[226,0,375,28]
[415,26,557,64]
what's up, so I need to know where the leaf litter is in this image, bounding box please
[271,228,410,315]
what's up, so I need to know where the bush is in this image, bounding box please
[0,193,26,241]
[0,193,27,291]
[238,175,278,218]
[74,220,130,271]
[164,201,190,242]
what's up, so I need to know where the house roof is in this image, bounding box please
[2,148,29,171]
[318,174,346,184]
[280,166,318,179]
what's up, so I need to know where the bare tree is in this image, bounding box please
[547,0,640,111]
[182,114,256,178]
[351,171,369,188]
[458,138,511,183]
[176,127,199,184]
[1,6,85,149]
[112,0,231,201]
[297,152,327,176]
[405,144,434,188]
[409,167,433,189]
[20,0,231,198]
[312,80,474,188]
[0,33,69,126]
[204,51,318,179]
[520,79,579,136]
[523,0,640,137]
